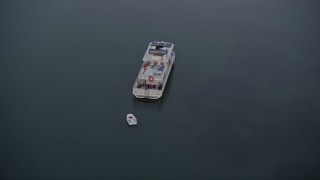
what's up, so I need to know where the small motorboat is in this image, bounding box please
[126,113,137,126]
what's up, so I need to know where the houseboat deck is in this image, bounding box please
[132,41,175,99]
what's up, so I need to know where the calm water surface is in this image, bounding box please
[1,0,320,179]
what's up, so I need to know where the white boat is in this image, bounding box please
[126,113,137,126]
[132,41,175,99]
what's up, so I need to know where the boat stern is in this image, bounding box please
[132,88,163,99]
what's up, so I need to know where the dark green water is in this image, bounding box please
[1,0,320,179]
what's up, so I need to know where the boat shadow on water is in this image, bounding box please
[132,65,175,111]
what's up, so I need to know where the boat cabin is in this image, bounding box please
[136,41,174,90]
